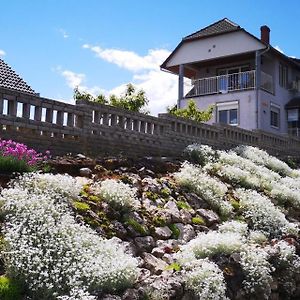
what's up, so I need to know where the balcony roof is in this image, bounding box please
[286,97,300,109]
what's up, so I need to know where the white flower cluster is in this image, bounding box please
[184,259,229,300]
[236,189,298,237]
[183,143,218,165]
[1,173,138,299]
[240,246,273,298]
[93,179,139,211]
[234,145,294,177]
[174,162,233,216]
[177,231,244,264]
[218,220,248,236]
[214,151,281,191]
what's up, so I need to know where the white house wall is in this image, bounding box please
[166,31,265,67]
[181,90,257,130]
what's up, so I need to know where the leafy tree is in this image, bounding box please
[73,84,148,114]
[167,100,213,122]
[109,83,149,113]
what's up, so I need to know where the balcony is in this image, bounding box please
[185,70,273,97]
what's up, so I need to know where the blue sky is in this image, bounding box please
[1,0,299,115]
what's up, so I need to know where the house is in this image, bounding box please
[161,18,300,136]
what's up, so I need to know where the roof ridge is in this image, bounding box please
[183,18,241,41]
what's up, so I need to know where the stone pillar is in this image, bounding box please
[57,111,64,126]
[34,106,42,122]
[45,108,53,123]
[67,113,75,127]
[8,99,17,117]
[93,111,99,124]
[0,94,3,115]
[23,103,30,119]
[140,121,146,133]
[178,64,184,109]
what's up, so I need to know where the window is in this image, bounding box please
[217,101,239,125]
[279,63,288,88]
[287,109,299,122]
[270,104,280,128]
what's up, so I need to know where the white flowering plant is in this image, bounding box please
[184,259,229,300]
[92,178,139,211]
[0,173,138,299]
[183,144,219,166]
[174,162,233,216]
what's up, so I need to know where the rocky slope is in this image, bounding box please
[0,145,300,300]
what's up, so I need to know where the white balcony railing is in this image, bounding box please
[185,70,273,97]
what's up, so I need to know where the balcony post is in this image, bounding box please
[178,64,184,109]
[255,51,261,130]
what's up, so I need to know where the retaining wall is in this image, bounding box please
[1,87,300,158]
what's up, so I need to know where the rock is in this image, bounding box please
[154,226,172,240]
[164,200,181,222]
[151,247,165,258]
[142,253,168,275]
[162,253,175,264]
[76,153,86,159]
[101,295,122,300]
[122,289,140,300]
[134,236,155,253]
[196,208,220,226]
[176,223,196,243]
[79,167,93,177]
[111,221,127,239]
[180,209,192,224]
[193,224,209,234]
[137,268,151,282]
[184,192,209,210]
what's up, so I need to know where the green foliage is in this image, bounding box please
[145,191,159,201]
[74,83,149,113]
[160,188,171,198]
[165,262,181,272]
[109,83,149,113]
[126,218,149,235]
[152,216,167,227]
[0,276,23,300]
[167,100,213,122]
[176,200,192,210]
[73,201,90,212]
[0,156,32,173]
[192,216,206,225]
[168,224,180,239]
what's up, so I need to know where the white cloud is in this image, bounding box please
[0,49,6,56]
[83,44,170,73]
[59,69,106,99]
[59,28,69,39]
[274,45,284,54]
[81,44,178,115]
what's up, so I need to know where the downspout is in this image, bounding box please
[255,45,270,129]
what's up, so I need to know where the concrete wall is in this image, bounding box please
[0,87,300,158]
[182,90,257,131]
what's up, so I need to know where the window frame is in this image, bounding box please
[270,103,280,129]
[279,63,288,89]
[216,101,239,126]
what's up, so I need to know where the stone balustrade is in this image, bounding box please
[0,87,300,158]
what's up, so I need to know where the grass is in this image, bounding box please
[0,156,33,174]
[0,276,23,300]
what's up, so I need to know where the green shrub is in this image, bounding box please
[192,216,206,225]
[168,224,180,239]
[73,201,90,212]
[0,276,23,300]
[176,200,191,210]
[126,218,148,235]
